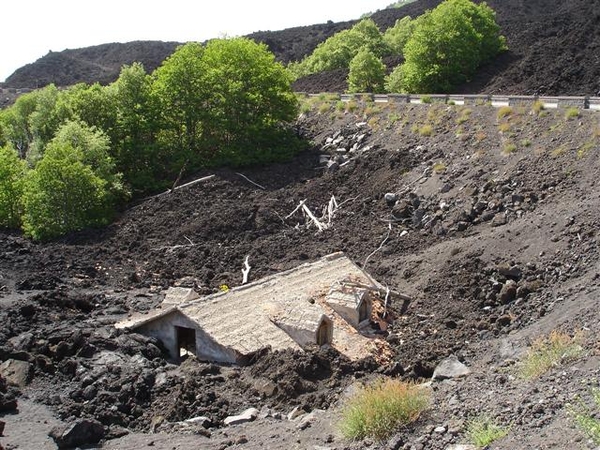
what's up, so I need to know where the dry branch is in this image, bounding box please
[363,223,392,269]
[242,256,251,284]
[236,172,266,190]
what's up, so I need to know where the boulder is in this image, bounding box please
[49,419,105,449]
[0,359,33,387]
[499,280,518,304]
[432,356,471,380]
[224,407,259,426]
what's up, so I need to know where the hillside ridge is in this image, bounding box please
[2,0,600,96]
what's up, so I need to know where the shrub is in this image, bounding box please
[520,138,532,147]
[420,95,432,104]
[466,416,510,447]
[518,330,583,379]
[0,145,27,228]
[340,378,429,440]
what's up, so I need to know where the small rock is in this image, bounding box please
[0,359,33,387]
[491,214,507,227]
[434,426,446,434]
[499,280,518,304]
[224,407,259,426]
[185,416,211,428]
[497,264,523,280]
[384,192,398,205]
[0,420,5,436]
[432,355,471,380]
[49,419,105,449]
[287,406,305,421]
[326,160,339,173]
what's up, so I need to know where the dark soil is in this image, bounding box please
[2,100,600,448]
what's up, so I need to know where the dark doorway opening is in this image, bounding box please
[359,299,368,323]
[176,326,196,358]
[316,320,330,345]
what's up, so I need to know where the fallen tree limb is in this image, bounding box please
[133,174,216,206]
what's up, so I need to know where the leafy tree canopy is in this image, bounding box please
[0,144,27,229]
[347,48,386,94]
[290,18,387,78]
[387,0,506,93]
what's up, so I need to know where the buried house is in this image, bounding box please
[116,252,394,365]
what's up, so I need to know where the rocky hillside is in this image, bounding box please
[3,0,600,95]
[1,97,600,449]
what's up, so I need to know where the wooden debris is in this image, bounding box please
[242,256,251,284]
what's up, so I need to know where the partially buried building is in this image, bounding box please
[115,252,392,365]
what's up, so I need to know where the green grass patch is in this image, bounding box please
[340,378,430,441]
[551,145,568,158]
[569,388,600,445]
[565,107,580,119]
[466,416,510,447]
[419,124,433,136]
[432,161,446,173]
[520,138,532,148]
[532,100,545,115]
[498,122,511,133]
[503,142,517,154]
[420,95,432,104]
[346,100,359,113]
[518,330,583,379]
[577,141,595,159]
[456,108,473,125]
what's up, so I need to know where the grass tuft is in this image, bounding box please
[565,107,580,119]
[518,330,583,379]
[340,378,430,441]
[497,106,513,119]
[532,100,545,115]
[569,388,600,445]
[498,122,511,133]
[432,161,447,173]
[466,416,510,447]
[419,124,434,136]
[503,142,517,154]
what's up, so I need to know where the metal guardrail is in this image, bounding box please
[299,92,599,110]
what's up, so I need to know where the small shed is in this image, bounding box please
[116,252,385,365]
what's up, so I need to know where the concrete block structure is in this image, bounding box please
[116,252,387,365]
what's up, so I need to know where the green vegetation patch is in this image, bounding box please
[466,415,510,447]
[340,378,430,441]
[518,330,583,379]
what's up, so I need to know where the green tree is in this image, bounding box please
[0,145,27,229]
[21,121,122,240]
[152,42,209,173]
[290,18,387,78]
[152,38,299,170]
[199,37,299,165]
[347,48,386,93]
[111,63,164,193]
[387,0,505,93]
[383,16,415,57]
